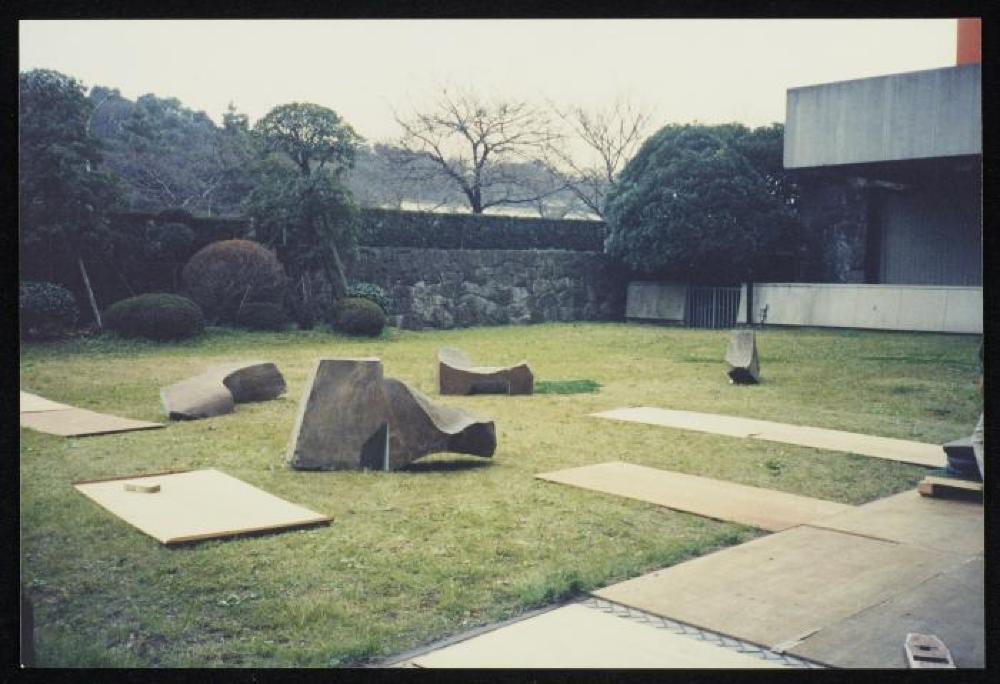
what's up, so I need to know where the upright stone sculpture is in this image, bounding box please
[161,361,286,420]
[437,346,534,395]
[942,436,981,479]
[725,330,760,384]
[287,358,497,471]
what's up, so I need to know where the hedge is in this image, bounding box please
[356,208,607,252]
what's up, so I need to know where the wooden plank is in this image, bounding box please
[593,526,957,650]
[918,476,983,498]
[74,469,331,545]
[20,407,164,437]
[809,489,982,555]
[536,462,853,532]
[788,558,981,668]
[592,407,945,467]
[406,603,787,669]
[19,391,73,413]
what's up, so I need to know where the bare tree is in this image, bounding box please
[392,88,563,214]
[546,97,654,219]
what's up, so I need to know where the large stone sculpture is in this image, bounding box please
[287,358,496,471]
[437,346,534,395]
[161,361,286,420]
[725,330,760,384]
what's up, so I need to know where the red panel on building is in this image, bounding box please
[957,18,981,65]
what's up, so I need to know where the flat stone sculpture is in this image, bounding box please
[725,330,760,384]
[287,358,496,471]
[161,361,286,420]
[437,347,533,395]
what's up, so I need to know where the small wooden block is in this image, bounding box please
[904,633,955,668]
[917,476,983,498]
[123,482,161,494]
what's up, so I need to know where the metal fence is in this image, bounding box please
[685,286,742,329]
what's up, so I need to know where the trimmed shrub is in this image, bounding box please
[346,282,392,314]
[104,293,205,341]
[181,239,287,323]
[143,221,196,261]
[334,297,385,337]
[237,302,289,331]
[20,281,79,340]
[357,208,607,251]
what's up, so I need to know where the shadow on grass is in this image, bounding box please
[401,459,494,473]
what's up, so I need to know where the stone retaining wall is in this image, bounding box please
[351,247,625,330]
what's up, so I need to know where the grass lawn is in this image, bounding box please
[19,322,981,667]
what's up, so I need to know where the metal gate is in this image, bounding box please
[685,286,742,329]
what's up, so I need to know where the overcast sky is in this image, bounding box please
[20,19,958,146]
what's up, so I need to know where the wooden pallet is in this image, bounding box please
[917,476,983,499]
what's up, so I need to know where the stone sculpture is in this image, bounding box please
[287,358,496,471]
[161,361,286,420]
[437,346,534,395]
[942,436,980,479]
[725,330,760,384]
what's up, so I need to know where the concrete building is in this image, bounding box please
[625,20,982,334]
[770,19,982,332]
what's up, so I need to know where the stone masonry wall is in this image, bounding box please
[351,247,626,330]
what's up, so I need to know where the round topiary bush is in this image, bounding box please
[20,280,79,340]
[236,302,289,331]
[143,221,196,261]
[334,297,385,337]
[181,239,287,324]
[104,293,205,341]
[346,282,392,314]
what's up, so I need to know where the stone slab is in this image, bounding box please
[809,488,982,555]
[536,462,853,531]
[404,602,786,669]
[788,557,983,668]
[593,526,957,650]
[19,391,73,413]
[20,407,164,437]
[74,469,330,545]
[592,407,945,467]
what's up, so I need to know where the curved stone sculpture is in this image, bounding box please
[725,330,760,384]
[437,346,534,395]
[161,361,286,420]
[287,358,496,471]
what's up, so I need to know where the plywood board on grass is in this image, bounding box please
[536,462,853,531]
[593,526,957,650]
[20,407,163,437]
[788,556,983,668]
[74,469,331,545]
[20,391,73,413]
[405,602,786,669]
[592,407,944,467]
[809,489,983,556]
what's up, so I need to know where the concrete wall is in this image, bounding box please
[753,283,982,334]
[785,64,981,169]
[351,247,625,330]
[625,282,688,322]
